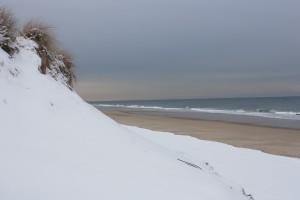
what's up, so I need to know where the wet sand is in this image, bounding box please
[103,110,300,158]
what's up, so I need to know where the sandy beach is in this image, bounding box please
[103,110,300,158]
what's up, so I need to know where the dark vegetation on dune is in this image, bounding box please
[0,6,75,89]
[0,7,17,55]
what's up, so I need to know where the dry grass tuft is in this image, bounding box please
[22,20,56,74]
[0,6,18,54]
[22,20,56,51]
[56,49,76,88]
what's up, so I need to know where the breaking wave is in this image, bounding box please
[95,104,300,120]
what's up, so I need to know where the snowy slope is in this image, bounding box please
[1,37,298,200]
[129,126,300,200]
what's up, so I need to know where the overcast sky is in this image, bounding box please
[6,0,300,100]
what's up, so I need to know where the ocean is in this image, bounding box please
[90,96,300,129]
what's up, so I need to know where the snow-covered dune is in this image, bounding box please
[1,37,299,200]
[129,126,300,200]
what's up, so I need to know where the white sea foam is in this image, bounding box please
[96,104,300,120]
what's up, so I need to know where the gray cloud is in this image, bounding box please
[6,0,300,100]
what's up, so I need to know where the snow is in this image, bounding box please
[1,37,299,200]
[128,126,300,200]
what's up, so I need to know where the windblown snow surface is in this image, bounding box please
[1,37,299,200]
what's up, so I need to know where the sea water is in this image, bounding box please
[91,96,300,129]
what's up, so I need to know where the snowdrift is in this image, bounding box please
[1,37,299,200]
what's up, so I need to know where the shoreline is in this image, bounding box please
[96,106,300,129]
[127,110,300,130]
[102,110,300,159]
